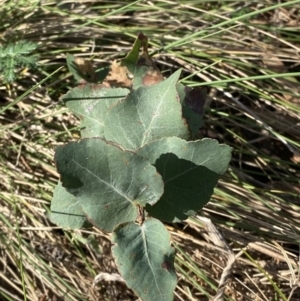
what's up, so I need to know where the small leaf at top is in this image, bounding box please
[121,32,148,73]
[62,85,129,138]
[121,32,164,89]
[66,53,97,83]
[112,219,177,301]
[104,69,189,151]
[55,138,164,232]
[103,33,147,89]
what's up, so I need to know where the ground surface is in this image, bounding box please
[1,1,300,301]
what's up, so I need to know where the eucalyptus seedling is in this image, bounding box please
[50,33,232,301]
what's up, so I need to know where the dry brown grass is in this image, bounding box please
[1,1,300,300]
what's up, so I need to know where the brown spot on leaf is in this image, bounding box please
[161,261,172,271]
[142,69,164,86]
[78,83,88,89]
[90,83,106,90]
[103,60,133,88]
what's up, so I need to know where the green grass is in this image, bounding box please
[1,0,300,300]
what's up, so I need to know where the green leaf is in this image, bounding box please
[112,219,177,301]
[146,153,218,222]
[62,85,129,138]
[137,137,232,222]
[137,137,232,174]
[104,69,189,151]
[50,181,87,229]
[55,138,164,232]
[121,32,147,73]
[120,32,164,89]
[95,67,109,82]
[177,83,207,138]
[0,40,39,83]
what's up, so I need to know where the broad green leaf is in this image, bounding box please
[137,137,232,175]
[112,219,177,301]
[137,137,232,222]
[62,85,129,138]
[104,69,189,151]
[55,138,164,232]
[145,153,218,222]
[50,181,87,229]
